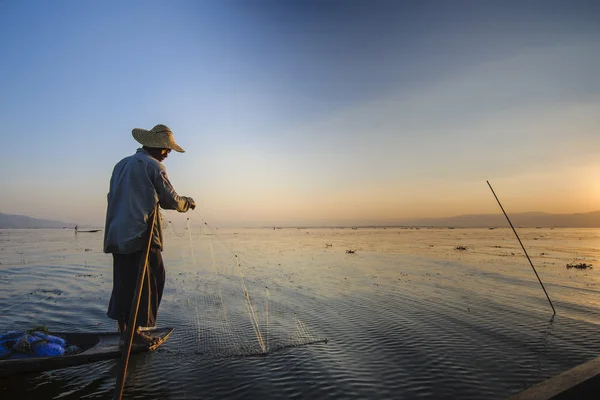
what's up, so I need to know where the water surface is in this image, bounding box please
[1,220,600,399]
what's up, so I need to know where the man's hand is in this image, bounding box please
[185,197,196,210]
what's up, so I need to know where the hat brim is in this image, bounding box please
[132,129,185,153]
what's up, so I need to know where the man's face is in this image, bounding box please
[147,147,171,162]
[158,148,171,162]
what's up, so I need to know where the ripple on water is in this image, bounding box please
[2,227,600,399]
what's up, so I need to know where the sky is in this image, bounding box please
[1,0,599,227]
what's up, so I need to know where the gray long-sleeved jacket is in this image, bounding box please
[103,148,190,254]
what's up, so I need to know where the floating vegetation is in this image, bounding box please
[346,249,356,254]
[40,289,62,295]
[566,263,593,270]
[26,325,49,335]
[29,289,63,296]
[455,246,469,251]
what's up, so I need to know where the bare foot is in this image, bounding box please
[134,331,160,346]
[119,330,160,348]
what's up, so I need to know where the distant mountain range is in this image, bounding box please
[3,211,600,229]
[382,211,600,228]
[0,213,74,229]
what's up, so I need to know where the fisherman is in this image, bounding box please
[103,124,195,346]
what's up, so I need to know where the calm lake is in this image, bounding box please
[1,216,600,399]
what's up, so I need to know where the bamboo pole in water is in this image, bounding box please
[487,181,556,315]
[113,204,159,400]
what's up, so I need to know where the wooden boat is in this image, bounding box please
[0,327,173,378]
[76,229,101,233]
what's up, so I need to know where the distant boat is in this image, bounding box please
[74,225,100,233]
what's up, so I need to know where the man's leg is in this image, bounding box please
[108,253,138,328]
[145,248,166,327]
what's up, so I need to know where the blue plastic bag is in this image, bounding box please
[1,330,69,358]
[12,336,32,353]
[0,346,11,358]
[25,334,42,344]
[32,342,65,357]
[0,331,24,342]
[32,332,67,347]
[0,339,17,349]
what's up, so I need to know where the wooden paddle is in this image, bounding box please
[113,204,158,400]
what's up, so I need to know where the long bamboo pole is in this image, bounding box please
[487,181,556,315]
[113,204,159,400]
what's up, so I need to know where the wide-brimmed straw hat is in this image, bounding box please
[132,124,185,153]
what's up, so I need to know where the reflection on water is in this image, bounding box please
[1,221,600,399]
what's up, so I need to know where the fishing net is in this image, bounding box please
[162,211,324,357]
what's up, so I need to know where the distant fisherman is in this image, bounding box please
[103,124,195,346]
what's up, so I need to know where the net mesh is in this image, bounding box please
[162,211,324,357]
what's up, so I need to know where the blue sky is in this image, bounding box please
[1,1,599,226]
